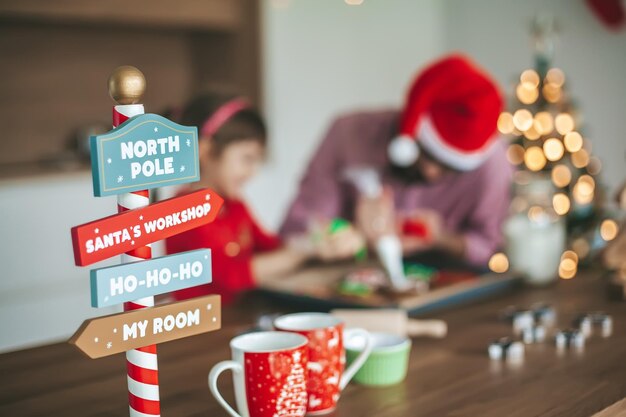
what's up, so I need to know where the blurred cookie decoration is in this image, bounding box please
[380,277,429,297]
[404,263,437,284]
[337,268,387,298]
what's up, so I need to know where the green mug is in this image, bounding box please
[345,332,411,386]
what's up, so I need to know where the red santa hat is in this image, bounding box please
[388,54,503,170]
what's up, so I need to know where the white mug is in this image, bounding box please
[209,331,310,417]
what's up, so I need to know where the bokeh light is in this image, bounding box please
[555,113,575,135]
[573,180,594,205]
[497,112,515,134]
[516,84,539,104]
[600,219,619,241]
[513,109,533,132]
[520,69,540,88]
[513,109,534,131]
[553,193,570,215]
[572,149,590,168]
[563,131,583,153]
[534,112,554,135]
[489,252,509,273]
[559,257,577,279]
[543,138,564,161]
[524,125,541,140]
[542,83,561,103]
[561,258,577,272]
[506,144,525,165]
[578,174,595,187]
[561,250,579,263]
[546,68,565,87]
[551,164,572,188]
[524,146,547,171]
[528,205,546,222]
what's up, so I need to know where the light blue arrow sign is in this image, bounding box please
[90,113,200,197]
[90,249,211,308]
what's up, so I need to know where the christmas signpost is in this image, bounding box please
[90,112,200,197]
[90,249,212,308]
[69,66,223,417]
[72,188,221,266]
[70,295,221,359]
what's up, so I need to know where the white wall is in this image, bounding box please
[246,0,446,230]
[442,0,626,193]
[0,173,120,352]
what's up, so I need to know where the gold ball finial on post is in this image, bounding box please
[108,66,146,105]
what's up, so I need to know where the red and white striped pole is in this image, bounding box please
[109,66,161,417]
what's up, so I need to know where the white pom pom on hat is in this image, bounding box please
[388,135,420,167]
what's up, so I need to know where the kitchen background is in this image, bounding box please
[0,0,624,352]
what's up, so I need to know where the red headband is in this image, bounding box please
[200,98,250,138]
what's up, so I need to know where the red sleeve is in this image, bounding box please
[165,230,188,255]
[166,226,257,304]
[166,199,281,304]
[242,204,282,252]
[164,188,194,255]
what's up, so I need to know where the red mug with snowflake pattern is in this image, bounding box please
[209,331,310,417]
[274,313,373,414]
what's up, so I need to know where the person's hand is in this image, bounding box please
[399,209,444,255]
[315,225,365,262]
[355,187,396,245]
[288,220,365,262]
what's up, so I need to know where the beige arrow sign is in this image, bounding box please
[69,295,221,359]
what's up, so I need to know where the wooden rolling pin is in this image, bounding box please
[331,309,447,338]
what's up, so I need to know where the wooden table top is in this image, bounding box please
[1,269,625,417]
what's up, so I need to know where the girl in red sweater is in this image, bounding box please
[166,93,363,304]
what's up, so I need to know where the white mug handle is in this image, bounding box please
[340,328,372,390]
[208,360,244,417]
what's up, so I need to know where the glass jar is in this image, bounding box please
[504,172,566,286]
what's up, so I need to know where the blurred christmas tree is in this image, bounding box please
[495,16,620,279]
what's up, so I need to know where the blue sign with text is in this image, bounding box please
[90,113,200,197]
[90,249,211,307]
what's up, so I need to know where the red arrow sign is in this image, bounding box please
[69,295,221,359]
[71,188,223,266]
